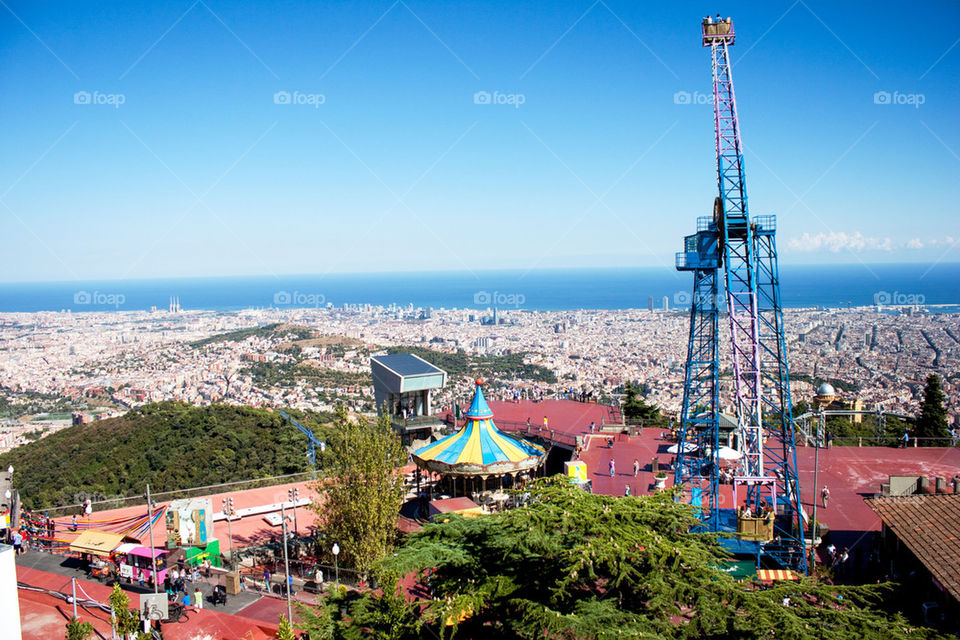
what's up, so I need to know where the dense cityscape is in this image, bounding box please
[2,304,957,452]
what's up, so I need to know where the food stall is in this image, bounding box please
[114,543,168,585]
[69,530,139,583]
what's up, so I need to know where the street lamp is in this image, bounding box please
[221,497,235,569]
[280,501,293,626]
[287,487,300,536]
[331,543,340,587]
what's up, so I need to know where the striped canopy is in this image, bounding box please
[412,382,545,476]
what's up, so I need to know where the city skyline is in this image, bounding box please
[1,1,958,282]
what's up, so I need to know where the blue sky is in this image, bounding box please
[1,0,958,282]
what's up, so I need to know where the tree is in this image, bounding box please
[108,584,147,639]
[276,615,297,640]
[312,407,407,575]
[65,617,94,640]
[916,374,949,445]
[622,381,665,426]
[361,478,938,640]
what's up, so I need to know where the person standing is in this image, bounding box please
[194,587,204,609]
[608,459,616,477]
[11,530,23,555]
[633,459,640,477]
[624,485,631,496]
[821,486,830,509]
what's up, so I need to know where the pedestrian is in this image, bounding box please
[137,568,144,588]
[70,515,78,532]
[194,587,204,609]
[12,530,23,555]
[589,421,595,433]
[287,574,295,596]
[624,485,631,497]
[264,568,271,591]
[633,459,640,477]
[314,567,324,589]
[821,486,830,509]
[608,459,615,477]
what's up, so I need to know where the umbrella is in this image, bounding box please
[716,446,742,461]
[666,443,698,454]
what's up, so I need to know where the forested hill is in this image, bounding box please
[0,402,331,510]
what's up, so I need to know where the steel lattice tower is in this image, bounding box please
[675,17,806,573]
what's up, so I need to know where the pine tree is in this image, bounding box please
[65,617,94,640]
[916,374,949,445]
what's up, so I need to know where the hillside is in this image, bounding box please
[0,402,332,510]
[387,345,557,383]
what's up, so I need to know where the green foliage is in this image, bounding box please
[313,408,407,574]
[916,374,950,445]
[276,615,297,640]
[0,402,330,509]
[108,584,144,638]
[244,361,372,388]
[622,381,666,426]
[65,617,94,640]
[190,323,314,348]
[345,478,940,640]
[387,346,557,384]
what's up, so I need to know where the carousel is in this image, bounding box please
[411,380,545,505]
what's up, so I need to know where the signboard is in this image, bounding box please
[165,498,213,547]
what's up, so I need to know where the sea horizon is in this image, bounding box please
[0,263,957,314]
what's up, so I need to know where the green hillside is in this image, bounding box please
[0,402,332,510]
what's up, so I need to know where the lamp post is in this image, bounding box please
[331,543,340,587]
[809,435,821,574]
[287,488,299,536]
[221,497,235,569]
[281,501,293,626]
[146,485,159,594]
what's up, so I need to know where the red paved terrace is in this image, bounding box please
[17,566,281,639]
[455,399,960,558]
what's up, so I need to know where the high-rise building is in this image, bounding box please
[662,296,669,311]
[648,296,654,312]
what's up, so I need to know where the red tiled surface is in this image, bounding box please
[866,494,960,603]
[16,565,280,639]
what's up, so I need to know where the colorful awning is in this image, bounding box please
[412,381,544,476]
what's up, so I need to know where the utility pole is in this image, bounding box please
[281,501,293,625]
[72,577,77,619]
[222,497,235,569]
[146,485,159,593]
[809,439,821,574]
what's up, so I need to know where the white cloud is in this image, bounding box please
[788,231,893,253]
[906,238,924,249]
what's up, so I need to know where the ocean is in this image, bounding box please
[0,263,957,313]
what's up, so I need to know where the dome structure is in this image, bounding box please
[816,383,836,397]
[411,381,545,478]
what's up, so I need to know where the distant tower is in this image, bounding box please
[661,295,669,311]
[648,296,654,312]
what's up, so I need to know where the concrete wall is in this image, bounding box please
[0,545,23,639]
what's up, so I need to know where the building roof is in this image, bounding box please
[867,494,960,604]
[69,530,132,557]
[412,383,544,476]
[816,383,836,397]
[371,353,444,378]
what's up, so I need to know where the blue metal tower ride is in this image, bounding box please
[675,17,806,573]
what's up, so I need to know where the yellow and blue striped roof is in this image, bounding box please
[413,382,544,468]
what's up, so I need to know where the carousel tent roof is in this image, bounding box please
[412,382,544,474]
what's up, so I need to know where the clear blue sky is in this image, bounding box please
[1,0,958,282]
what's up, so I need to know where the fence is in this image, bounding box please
[39,471,315,516]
